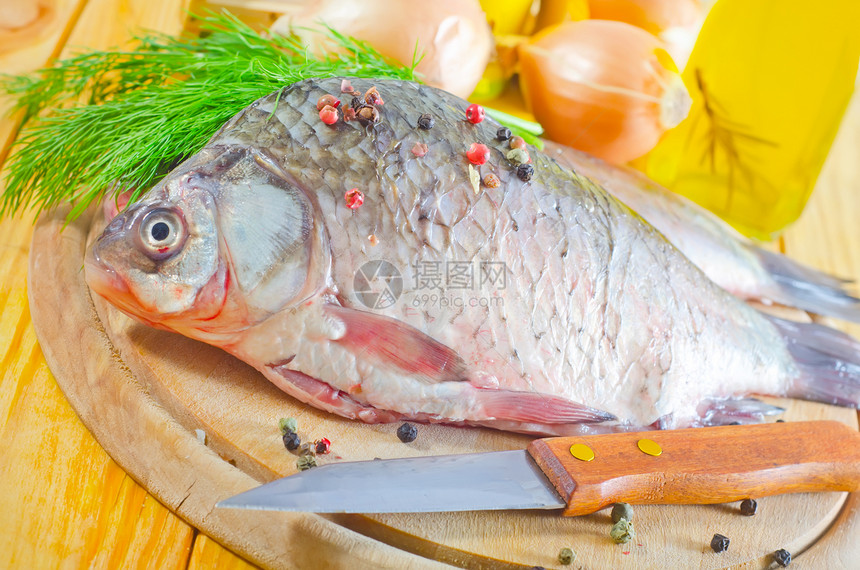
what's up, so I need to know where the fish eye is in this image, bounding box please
[138,208,186,260]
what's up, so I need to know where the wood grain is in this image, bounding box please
[528,422,860,516]
[0,0,257,568]
[3,2,860,569]
[25,149,858,570]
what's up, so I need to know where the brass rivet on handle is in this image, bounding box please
[569,443,595,462]
[637,438,662,456]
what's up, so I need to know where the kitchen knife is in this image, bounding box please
[216,420,860,516]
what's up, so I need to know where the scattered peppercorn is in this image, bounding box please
[345,188,365,209]
[776,419,785,423]
[351,96,363,109]
[496,126,512,141]
[297,454,318,471]
[298,442,315,456]
[279,417,298,435]
[397,422,418,443]
[417,113,435,129]
[773,549,792,567]
[611,502,634,523]
[357,105,380,123]
[468,164,481,195]
[710,534,730,553]
[558,547,575,565]
[368,234,379,246]
[340,79,354,93]
[282,431,300,451]
[343,107,357,122]
[411,142,429,157]
[316,94,340,110]
[483,173,500,188]
[319,105,339,125]
[517,163,535,182]
[364,86,383,105]
[315,438,332,454]
[610,519,635,544]
[465,103,485,124]
[510,135,527,150]
[740,498,757,516]
[506,148,530,165]
[466,142,490,165]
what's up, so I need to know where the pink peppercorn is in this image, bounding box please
[316,94,341,110]
[411,142,429,157]
[314,438,332,454]
[319,105,339,125]
[345,188,364,209]
[466,143,490,165]
[465,103,485,124]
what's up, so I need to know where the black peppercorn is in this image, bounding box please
[773,549,792,567]
[740,498,757,516]
[496,126,512,141]
[351,96,363,109]
[282,431,300,451]
[710,534,730,553]
[517,163,534,182]
[397,422,418,443]
[417,113,435,129]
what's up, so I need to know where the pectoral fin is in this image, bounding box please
[324,305,468,384]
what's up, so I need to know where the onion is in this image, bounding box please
[270,0,492,98]
[518,20,691,164]
[587,0,709,67]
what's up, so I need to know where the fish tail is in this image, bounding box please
[754,248,860,323]
[765,315,860,408]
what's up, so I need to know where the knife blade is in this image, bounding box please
[217,420,860,516]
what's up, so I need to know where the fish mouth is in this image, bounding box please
[84,248,130,300]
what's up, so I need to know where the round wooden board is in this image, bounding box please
[29,206,860,570]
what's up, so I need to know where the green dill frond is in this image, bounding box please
[0,11,418,220]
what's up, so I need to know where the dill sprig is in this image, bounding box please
[0,12,418,220]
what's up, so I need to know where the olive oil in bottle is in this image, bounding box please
[643,0,860,240]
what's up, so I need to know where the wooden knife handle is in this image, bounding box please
[526,421,860,516]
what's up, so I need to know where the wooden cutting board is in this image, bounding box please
[27,204,860,569]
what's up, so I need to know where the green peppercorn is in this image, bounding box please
[558,547,575,565]
[773,549,792,567]
[610,519,635,544]
[279,417,298,435]
[710,534,730,553]
[505,148,530,165]
[397,422,418,443]
[282,431,300,451]
[611,502,634,523]
[740,498,757,516]
[297,454,317,471]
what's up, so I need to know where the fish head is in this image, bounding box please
[85,146,330,340]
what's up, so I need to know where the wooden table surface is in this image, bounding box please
[1,1,859,568]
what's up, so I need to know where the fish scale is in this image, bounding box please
[86,77,860,434]
[211,78,788,426]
